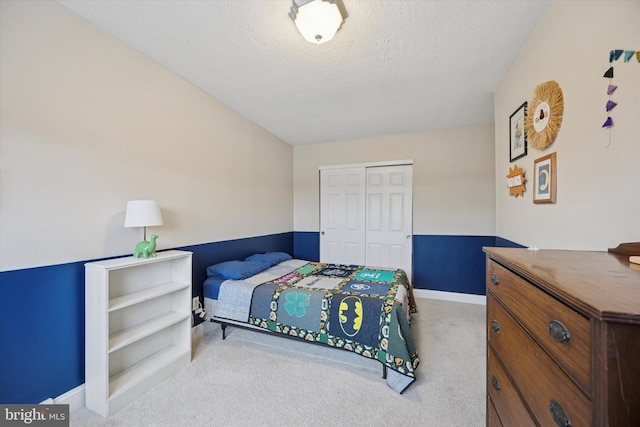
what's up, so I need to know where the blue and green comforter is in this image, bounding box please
[210,257,419,393]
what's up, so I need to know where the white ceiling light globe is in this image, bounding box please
[294,0,344,44]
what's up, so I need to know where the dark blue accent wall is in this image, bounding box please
[0,263,86,404]
[0,232,292,404]
[413,235,526,295]
[413,235,496,294]
[292,231,320,262]
[293,232,525,295]
[1,231,521,404]
[178,232,294,325]
[494,236,526,249]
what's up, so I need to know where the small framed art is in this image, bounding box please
[509,102,527,162]
[533,152,556,204]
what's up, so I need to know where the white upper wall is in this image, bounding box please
[0,1,293,271]
[494,0,640,250]
[294,124,496,236]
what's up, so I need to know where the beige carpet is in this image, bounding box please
[70,298,486,426]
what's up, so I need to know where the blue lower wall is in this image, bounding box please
[178,231,294,322]
[0,231,521,404]
[292,231,320,262]
[413,235,524,294]
[0,263,86,404]
[0,232,293,404]
[292,232,525,294]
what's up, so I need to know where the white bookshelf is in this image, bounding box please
[85,250,192,417]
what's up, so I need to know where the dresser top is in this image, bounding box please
[484,247,640,322]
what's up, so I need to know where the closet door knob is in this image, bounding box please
[321,231,325,235]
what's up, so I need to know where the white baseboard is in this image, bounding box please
[39,325,206,415]
[40,384,85,413]
[414,289,486,305]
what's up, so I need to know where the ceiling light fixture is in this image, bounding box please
[289,0,348,44]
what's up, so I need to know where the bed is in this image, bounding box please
[203,252,419,393]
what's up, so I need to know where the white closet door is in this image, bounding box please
[319,167,366,265]
[365,165,413,279]
[320,163,413,279]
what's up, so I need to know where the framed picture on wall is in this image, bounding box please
[533,152,556,204]
[509,102,527,162]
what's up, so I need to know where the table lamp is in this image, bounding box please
[124,200,163,258]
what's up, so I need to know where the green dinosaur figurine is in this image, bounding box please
[134,234,158,258]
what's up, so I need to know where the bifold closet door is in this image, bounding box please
[365,165,413,279]
[320,164,413,278]
[320,167,366,265]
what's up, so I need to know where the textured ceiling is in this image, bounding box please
[57,0,550,146]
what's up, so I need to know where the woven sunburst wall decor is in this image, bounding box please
[525,80,564,150]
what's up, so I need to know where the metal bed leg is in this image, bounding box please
[383,364,387,379]
[221,323,227,339]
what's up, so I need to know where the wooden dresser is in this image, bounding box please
[484,247,640,427]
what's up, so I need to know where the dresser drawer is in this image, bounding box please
[487,259,591,391]
[488,294,591,426]
[487,397,502,427]
[487,348,535,427]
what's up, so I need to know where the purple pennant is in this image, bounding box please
[606,100,617,111]
[607,84,617,95]
[602,117,613,128]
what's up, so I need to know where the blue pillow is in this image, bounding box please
[206,260,270,280]
[245,252,292,266]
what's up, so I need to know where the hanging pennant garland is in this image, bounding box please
[623,50,635,62]
[602,49,638,131]
[602,66,615,129]
[524,80,564,151]
[609,50,623,62]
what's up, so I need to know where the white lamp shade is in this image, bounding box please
[293,0,345,44]
[124,200,163,228]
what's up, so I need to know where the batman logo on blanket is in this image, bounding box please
[329,294,383,348]
[338,296,362,336]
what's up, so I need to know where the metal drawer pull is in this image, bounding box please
[548,320,570,343]
[490,273,499,286]
[550,399,572,427]
[491,320,500,333]
[491,375,501,391]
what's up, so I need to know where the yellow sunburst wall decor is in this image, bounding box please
[525,80,564,150]
[506,164,526,197]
